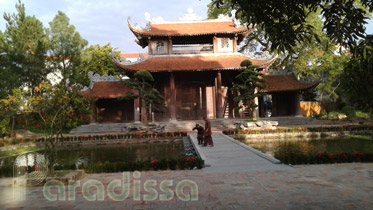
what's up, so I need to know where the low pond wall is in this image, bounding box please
[233,130,373,141]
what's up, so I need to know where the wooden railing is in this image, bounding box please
[172,44,213,54]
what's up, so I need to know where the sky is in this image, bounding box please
[0,0,212,53]
[1,0,373,53]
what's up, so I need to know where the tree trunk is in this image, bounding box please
[141,97,148,125]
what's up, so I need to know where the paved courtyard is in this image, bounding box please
[0,162,372,210]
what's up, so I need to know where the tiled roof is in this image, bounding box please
[260,75,319,93]
[113,54,277,72]
[129,21,249,36]
[81,82,134,99]
[120,53,149,58]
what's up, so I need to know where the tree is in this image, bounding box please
[122,71,165,124]
[341,35,373,111]
[273,11,350,101]
[28,82,92,175]
[209,0,372,53]
[0,30,20,98]
[48,11,88,85]
[78,43,121,86]
[232,60,266,120]
[1,0,49,95]
[0,89,25,137]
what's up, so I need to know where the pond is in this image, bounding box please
[235,137,373,164]
[55,141,185,166]
[0,141,186,175]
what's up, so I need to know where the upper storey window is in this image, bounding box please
[217,38,233,53]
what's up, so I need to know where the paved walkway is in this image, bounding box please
[1,134,372,209]
[0,163,372,209]
[190,134,292,173]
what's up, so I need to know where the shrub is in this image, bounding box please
[276,151,373,165]
[168,159,177,170]
[341,106,356,118]
[328,111,342,117]
[0,162,13,177]
[355,111,370,119]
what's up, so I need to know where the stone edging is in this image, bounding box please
[234,130,373,140]
[188,135,209,167]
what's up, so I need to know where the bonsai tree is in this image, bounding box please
[231,60,266,120]
[122,70,165,124]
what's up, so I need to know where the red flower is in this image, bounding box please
[35,124,40,129]
[150,159,159,165]
[64,96,68,100]
[34,86,40,92]
[9,96,13,101]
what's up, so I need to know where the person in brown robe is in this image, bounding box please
[192,124,204,145]
[203,116,214,147]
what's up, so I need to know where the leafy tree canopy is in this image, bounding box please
[78,43,120,86]
[1,0,49,96]
[48,11,88,85]
[209,0,372,53]
[341,35,373,111]
[272,11,350,100]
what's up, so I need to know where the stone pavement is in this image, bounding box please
[0,163,372,209]
[190,134,292,173]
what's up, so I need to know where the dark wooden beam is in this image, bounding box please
[169,72,177,120]
[216,71,223,118]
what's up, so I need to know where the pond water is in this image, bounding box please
[1,141,185,168]
[235,137,373,158]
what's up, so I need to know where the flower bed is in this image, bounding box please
[0,131,188,147]
[276,151,373,165]
[222,124,373,135]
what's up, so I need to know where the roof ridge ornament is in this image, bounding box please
[178,8,202,21]
[86,71,121,89]
[127,16,151,31]
[216,10,241,27]
[231,10,242,28]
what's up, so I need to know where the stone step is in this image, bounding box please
[70,117,322,134]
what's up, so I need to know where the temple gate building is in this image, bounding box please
[82,10,317,123]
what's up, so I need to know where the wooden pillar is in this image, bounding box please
[148,37,152,55]
[233,91,240,118]
[294,92,302,116]
[202,85,207,118]
[90,102,97,123]
[253,89,259,120]
[216,71,223,118]
[233,34,238,52]
[228,88,234,118]
[168,37,172,54]
[272,94,278,117]
[169,72,177,120]
[134,97,140,122]
[259,96,265,118]
[213,35,217,53]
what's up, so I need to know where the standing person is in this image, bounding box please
[192,124,204,145]
[203,116,214,147]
